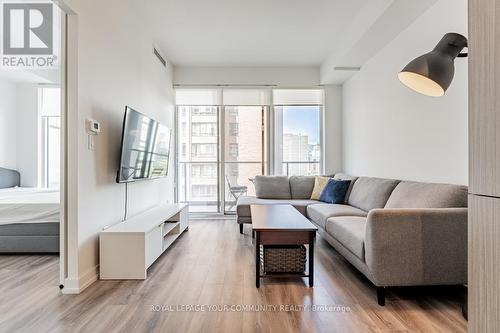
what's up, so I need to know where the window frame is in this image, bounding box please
[38,87,62,188]
[272,104,324,176]
[174,87,325,214]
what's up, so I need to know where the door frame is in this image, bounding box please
[53,0,79,293]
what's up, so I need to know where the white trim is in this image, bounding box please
[62,265,99,294]
[55,0,79,292]
[58,10,67,287]
[219,105,225,213]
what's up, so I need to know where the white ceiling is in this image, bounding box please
[138,0,368,67]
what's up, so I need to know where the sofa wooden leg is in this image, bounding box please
[377,287,386,306]
[239,224,243,234]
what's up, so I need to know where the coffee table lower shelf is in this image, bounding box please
[255,230,316,288]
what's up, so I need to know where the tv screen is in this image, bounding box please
[116,106,171,183]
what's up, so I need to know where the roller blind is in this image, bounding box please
[39,87,61,116]
[222,88,271,106]
[273,89,324,105]
[176,88,322,106]
[175,89,221,106]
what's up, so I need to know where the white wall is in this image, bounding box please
[16,84,39,187]
[174,67,343,173]
[0,79,43,187]
[342,0,468,185]
[323,85,343,174]
[174,66,319,86]
[0,78,17,170]
[63,0,175,292]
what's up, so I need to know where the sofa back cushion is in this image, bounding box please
[254,175,291,199]
[385,181,468,208]
[333,173,358,203]
[289,176,315,199]
[347,177,400,211]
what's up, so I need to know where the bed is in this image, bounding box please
[0,167,60,253]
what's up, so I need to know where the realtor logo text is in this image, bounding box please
[1,1,56,68]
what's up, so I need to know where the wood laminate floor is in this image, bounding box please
[0,219,466,333]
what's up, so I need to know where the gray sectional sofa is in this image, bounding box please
[236,173,468,305]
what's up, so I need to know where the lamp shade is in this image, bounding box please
[398,33,467,97]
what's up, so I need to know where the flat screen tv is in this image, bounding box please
[116,106,171,183]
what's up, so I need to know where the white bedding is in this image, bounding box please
[0,187,60,225]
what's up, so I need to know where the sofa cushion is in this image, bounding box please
[310,176,331,200]
[384,181,468,208]
[254,176,291,199]
[289,176,315,199]
[319,179,351,204]
[236,196,318,218]
[306,203,367,229]
[333,173,358,203]
[347,177,400,212]
[325,216,367,261]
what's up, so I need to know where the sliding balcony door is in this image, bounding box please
[176,88,270,214]
[223,105,268,213]
[177,105,220,213]
[177,89,221,213]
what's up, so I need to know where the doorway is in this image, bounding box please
[0,1,69,288]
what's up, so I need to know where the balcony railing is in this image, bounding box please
[177,161,321,213]
[282,161,321,176]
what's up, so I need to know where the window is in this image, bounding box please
[176,88,324,213]
[176,89,221,213]
[192,106,217,116]
[191,164,217,178]
[228,164,239,176]
[227,106,238,116]
[191,143,217,159]
[273,89,323,176]
[181,143,187,157]
[181,121,187,136]
[229,143,239,158]
[39,87,61,188]
[180,106,187,117]
[191,185,217,198]
[192,122,217,137]
[229,123,239,136]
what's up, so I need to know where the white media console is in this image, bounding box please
[99,203,188,279]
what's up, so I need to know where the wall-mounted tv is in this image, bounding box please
[116,106,171,183]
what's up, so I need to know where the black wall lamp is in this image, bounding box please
[398,33,468,97]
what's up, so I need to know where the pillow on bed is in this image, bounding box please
[0,167,20,189]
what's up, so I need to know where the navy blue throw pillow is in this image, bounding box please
[318,179,351,204]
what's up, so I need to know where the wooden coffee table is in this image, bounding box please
[251,204,318,288]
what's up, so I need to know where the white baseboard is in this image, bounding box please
[62,264,99,294]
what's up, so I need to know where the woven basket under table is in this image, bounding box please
[260,245,307,274]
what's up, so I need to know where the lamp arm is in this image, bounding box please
[449,40,468,58]
[449,40,468,48]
